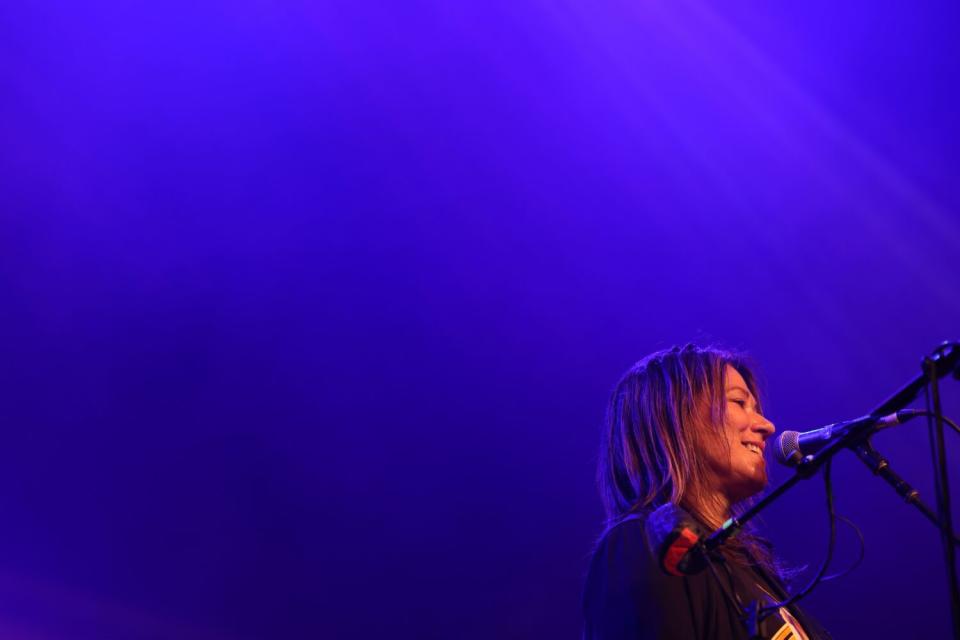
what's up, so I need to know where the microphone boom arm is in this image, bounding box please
[701,341,960,554]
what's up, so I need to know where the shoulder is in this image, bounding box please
[584,516,684,599]
[588,517,656,579]
[583,517,703,639]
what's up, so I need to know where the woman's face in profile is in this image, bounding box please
[706,365,776,504]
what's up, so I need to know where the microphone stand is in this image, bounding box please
[925,349,960,640]
[696,341,960,638]
[864,341,960,639]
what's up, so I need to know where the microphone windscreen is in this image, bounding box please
[775,430,801,466]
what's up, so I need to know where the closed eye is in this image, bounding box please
[729,399,747,408]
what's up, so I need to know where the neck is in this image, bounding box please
[689,491,732,531]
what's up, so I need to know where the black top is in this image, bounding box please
[582,517,830,640]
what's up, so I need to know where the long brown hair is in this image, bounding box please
[598,343,773,567]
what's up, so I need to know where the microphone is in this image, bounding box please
[775,409,924,466]
[644,503,708,576]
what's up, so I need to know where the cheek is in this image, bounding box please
[724,423,747,446]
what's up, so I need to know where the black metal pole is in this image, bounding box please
[924,356,960,640]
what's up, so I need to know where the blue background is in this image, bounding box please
[3,1,960,637]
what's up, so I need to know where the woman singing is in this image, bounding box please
[582,344,829,639]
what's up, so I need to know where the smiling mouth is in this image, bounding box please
[742,442,763,455]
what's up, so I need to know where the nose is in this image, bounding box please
[753,415,775,439]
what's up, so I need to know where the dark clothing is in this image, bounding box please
[582,516,829,640]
